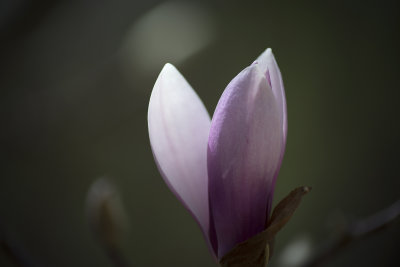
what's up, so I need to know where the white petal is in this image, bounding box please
[256,48,287,140]
[148,63,211,243]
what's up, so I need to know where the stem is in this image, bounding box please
[301,199,400,267]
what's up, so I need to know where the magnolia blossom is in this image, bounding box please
[148,48,287,259]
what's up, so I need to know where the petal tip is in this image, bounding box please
[258,48,274,62]
[163,62,174,69]
[160,62,178,76]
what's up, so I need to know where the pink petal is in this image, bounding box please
[148,64,213,252]
[208,63,284,258]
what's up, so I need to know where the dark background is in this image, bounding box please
[1,0,399,266]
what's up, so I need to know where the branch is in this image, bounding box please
[300,199,400,267]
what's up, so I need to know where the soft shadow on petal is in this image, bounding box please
[208,64,283,258]
[148,63,213,251]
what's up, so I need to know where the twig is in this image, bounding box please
[301,199,400,267]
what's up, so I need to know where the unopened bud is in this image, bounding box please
[85,178,128,248]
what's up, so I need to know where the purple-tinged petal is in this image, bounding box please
[148,63,214,253]
[208,64,284,258]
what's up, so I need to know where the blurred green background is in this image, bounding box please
[0,0,399,266]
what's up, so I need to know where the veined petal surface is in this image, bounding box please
[148,63,211,246]
[208,64,284,258]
